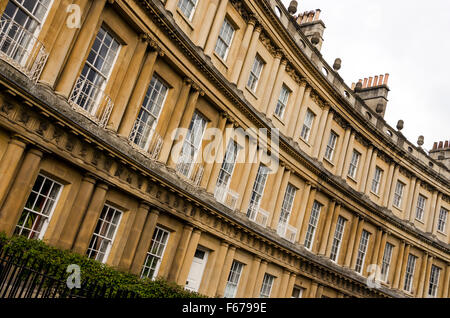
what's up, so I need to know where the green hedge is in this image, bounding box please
[0,233,205,298]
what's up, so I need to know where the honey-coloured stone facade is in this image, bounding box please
[0,0,448,298]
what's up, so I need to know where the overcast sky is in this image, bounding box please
[281,0,450,152]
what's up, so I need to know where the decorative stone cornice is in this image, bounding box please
[259,30,279,56]
[333,111,349,129]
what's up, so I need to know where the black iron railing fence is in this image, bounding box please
[0,243,140,299]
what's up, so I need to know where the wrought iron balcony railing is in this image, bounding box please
[129,128,164,161]
[247,204,269,228]
[68,74,114,128]
[0,17,48,82]
[176,156,204,187]
[277,222,298,243]
[214,184,239,210]
[285,224,298,243]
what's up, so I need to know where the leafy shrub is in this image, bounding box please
[0,232,205,298]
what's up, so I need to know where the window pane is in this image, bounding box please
[355,230,370,274]
[130,75,168,149]
[247,55,264,92]
[274,85,290,118]
[177,111,207,177]
[178,0,198,20]
[247,165,269,220]
[277,184,296,235]
[304,201,322,249]
[141,227,170,280]
[69,26,120,113]
[324,132,338,161]
[215,19,235,60]
[403,254,417,292]
[224,261,244,298]
[330,216,346,262]
[259,274,275,298]
[15,174,62,240]
[86,204,123,263]
[300,110,315,141]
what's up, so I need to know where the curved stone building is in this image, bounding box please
[0,0,448,298]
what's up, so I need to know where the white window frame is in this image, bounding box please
[291,286,305,298]
[141,227,170,280]
[247,55,264,92]
[177,111,208,178]
[347,150,361,179]
[177,0,198,21]
[300,109,315,142]
[371,167,383,195]
[277,183,296,236]
[259,273,275,298]
[224,260,244,298]
[380,243,394,282]
[403,254,417,293]
[415,195,427,222]
[274,85,290,118]
[427,265,441,298]
[15,174,62,240]
[354,230,370,274]
[330,216,346,262]
[215,18,235,60]
[393,181,405,209]
[247,164,269,220]
[216,140,240,190]
[437,207,448,233]
[324,131,338,162]
[130,74,168,150]
[86,204,123,264]
[0,0,53,65]
[304,201,322,250]
[70,25,121,114]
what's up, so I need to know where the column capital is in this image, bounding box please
[147,39,164,56]
[139,32,152,43]
[183,77,194,86]
[28,147,44,158]
[149,208,161,216]
[261,259,268,266]
[9,135,28,148]
[220,241,230,247]
[293,75,305,85]
[219,111,228,120]
[96,182,109,191]
[82,174,97,184]
[193,227,203,234]
[274,49,284,60]
[192,83,205,96]
[138,201,151,210]
[248,17,257,26]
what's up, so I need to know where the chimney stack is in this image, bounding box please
[351,73,390,117]
[429,140,450,169]
[296,9,326,51]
